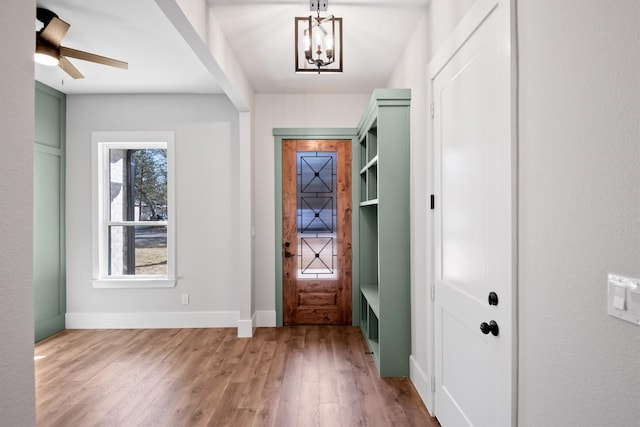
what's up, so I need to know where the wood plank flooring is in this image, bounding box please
[35,326,438,427]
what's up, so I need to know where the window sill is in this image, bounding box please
[92,278,177,289]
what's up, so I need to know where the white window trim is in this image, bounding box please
[91,131,176,288]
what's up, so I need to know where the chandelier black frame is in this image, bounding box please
[295,9,343,74]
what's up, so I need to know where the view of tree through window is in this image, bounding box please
[108,148,168,276]
[131,149,167,221]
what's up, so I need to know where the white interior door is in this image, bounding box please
[431,1,516,426]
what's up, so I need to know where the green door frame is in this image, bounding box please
[273,128,359,327]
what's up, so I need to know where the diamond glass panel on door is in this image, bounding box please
[297,152,337,279]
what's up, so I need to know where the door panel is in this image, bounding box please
[433,1,515,426]
[34,151,62,322]
[282,139,352,325]
[34,82,66,342]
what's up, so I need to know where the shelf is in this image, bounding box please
[360,123,378,169]
[368,307,379,341]
[360,283,380,317]
[367,164,378,200]
[357,88,410,377]
[366,129,378,164]
[360,139,367,169]
[360,290,380,357]
[361,293,369,323]
[359,155,378,175]
[360,159,378,201]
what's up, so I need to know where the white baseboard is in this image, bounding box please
[255,310,276,326]
[66,311,240,329]
[410,355,434,415]
[237,312,256,338]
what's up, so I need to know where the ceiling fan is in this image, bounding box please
[35,7,128,79]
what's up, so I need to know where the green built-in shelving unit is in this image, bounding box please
[357,89,411,377]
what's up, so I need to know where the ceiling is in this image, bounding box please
[34,0,430,95]
[34,0,223,94]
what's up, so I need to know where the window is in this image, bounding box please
[92,132,175,288]
[296,151,338,279]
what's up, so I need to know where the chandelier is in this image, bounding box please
[295,1,343,74]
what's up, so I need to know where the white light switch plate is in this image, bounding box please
[607,274,640,325]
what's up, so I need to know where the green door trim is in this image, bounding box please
[273,128,359,327]
[34,81,66,341]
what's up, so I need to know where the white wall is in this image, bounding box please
[66,94,242,327]
[0,0,36,424]
[253,93,370,322]
[391,0,640,424]
[517,0,640,425]
[386,0,475,411]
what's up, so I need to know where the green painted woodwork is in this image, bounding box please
[357,89,411,377]
[34,81,66,342]
[273,128,359,327]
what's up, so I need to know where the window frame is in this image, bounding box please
[91,131,176,288]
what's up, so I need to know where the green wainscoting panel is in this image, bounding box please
[35,87,64,149]
[273,128,359,327]
[34,81,66,342]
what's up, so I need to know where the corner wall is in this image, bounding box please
[517,1,640,425]
[0,0,36,424]
[66,94,242,327]
[386,0,475,411]
[390,0,640,424]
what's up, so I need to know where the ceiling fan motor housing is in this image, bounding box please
[36,7,59,28]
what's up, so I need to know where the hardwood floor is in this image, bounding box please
[35,326,437,427]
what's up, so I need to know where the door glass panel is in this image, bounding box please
[297,151,337,279]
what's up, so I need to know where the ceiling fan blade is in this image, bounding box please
[40,17,70,48]
[60,46,128,70]
[59,57,84,79]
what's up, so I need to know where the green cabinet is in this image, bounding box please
[357,89,411,376]
[34,81,66,341]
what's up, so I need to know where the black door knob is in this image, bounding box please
[480,320,499,336]
[488,292,498,306]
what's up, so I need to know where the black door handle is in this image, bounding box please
[488,291,498,306]
[480,320,499,336]
[283,241,293,257]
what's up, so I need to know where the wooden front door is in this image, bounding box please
[282,139,352,325]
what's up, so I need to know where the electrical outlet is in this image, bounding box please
[181,293,189,305]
